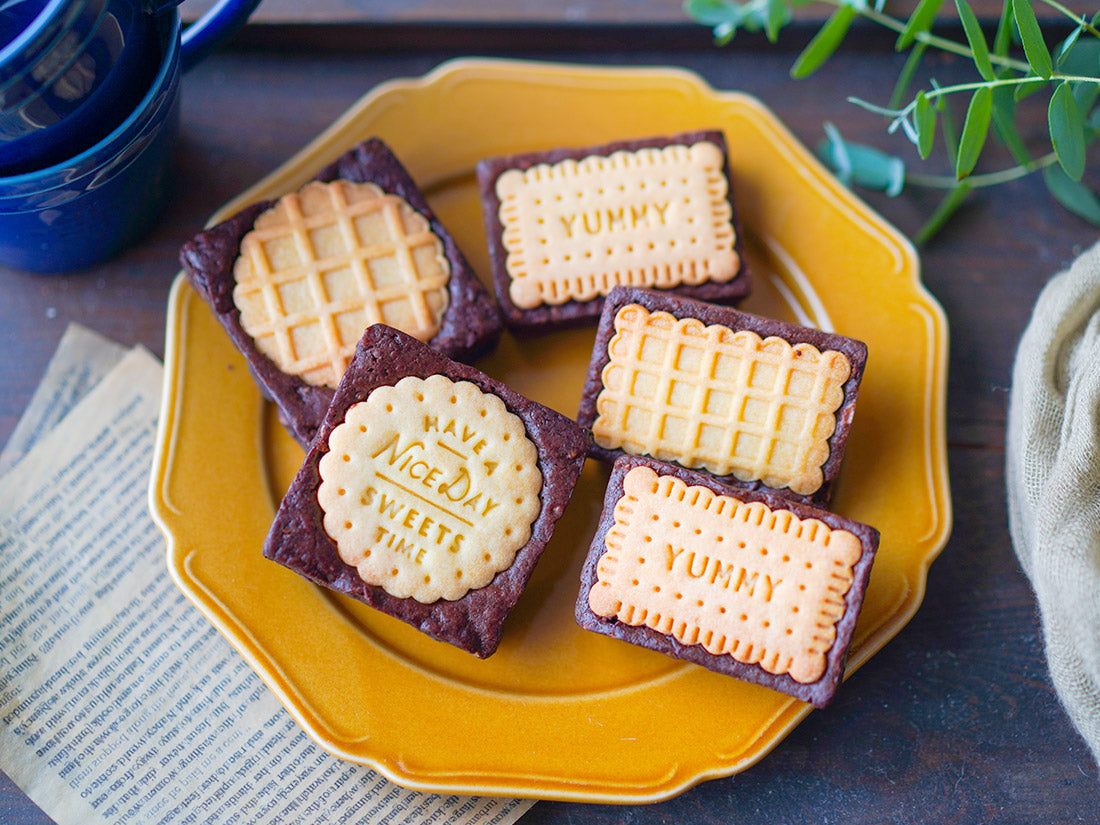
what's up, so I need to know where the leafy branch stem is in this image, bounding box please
[811,0,1032,72]
[918,73,1100,96]
[906,151,1060,187]
[1037,0,1100,39]
[686,0,1100,237]
[850,73,1100,118]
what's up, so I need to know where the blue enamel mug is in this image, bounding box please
[1,0,156,173]
[0,0,259,272]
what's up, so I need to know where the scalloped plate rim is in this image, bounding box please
[149,57,952,803]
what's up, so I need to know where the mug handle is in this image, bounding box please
[179,0,264,72]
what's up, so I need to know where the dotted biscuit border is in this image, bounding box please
[496,142,738,308]
[590,466,861,684]
[592,304,852,495]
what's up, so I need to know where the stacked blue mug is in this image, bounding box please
[0,0,260,272]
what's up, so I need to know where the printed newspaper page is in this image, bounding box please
[0,323,127,475]
[0,338,533,824]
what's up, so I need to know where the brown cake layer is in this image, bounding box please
[577,286,868,506]
[263,324,588,658]
[180,137,502,449]
[476,130,750,333]
[575,455,879,708]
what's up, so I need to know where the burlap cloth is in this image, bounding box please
[1006,241,1100,767]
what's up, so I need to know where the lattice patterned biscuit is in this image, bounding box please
[592,304,852,496]
[587,465,862,684]
[317,375,542,604]
[233,179,451,388]
[495,141,739,310]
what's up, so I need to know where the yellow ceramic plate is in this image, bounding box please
[150,58,951,803]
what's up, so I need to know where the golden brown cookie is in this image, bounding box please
[477,131,750,332]
[316,375,541,603]
[233,180,451,388]
[263,325,589,658]
[591,303,851,496]
[577,287,868,505]
[180,138,502,449]
[588,465,861,684]
[575,455,880,707]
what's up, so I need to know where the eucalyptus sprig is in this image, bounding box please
[686,0,1100,242]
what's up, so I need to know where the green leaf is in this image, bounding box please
[897,0,946,50]
[1056,38,1100,112]
[1072,84,1100,116]
[993,0,1014,56]
[684,0,743,26]
[790,5,856,78]
[738,6,764,32]
[713,21,735,44]
[1049,81,1087,180]
[1012,0,1052,79]
[764,0,789,42]
[1054,22,1084,66]
[935,86,960,159]
[991,84,1032,165]
[915,183,972,245]
[817,123,906,196]
[1057,33,1100,73]
[955,0,994,80]
[915,92,937,158]
[1043,164,1100,224]
[889,42,928,110]
[956,86,993,178]
[1071,81,1098,131]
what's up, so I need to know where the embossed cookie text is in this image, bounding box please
[495,142,739,309]
[318,376,541,603]
[588,466,862,683]
[556,202,671,238]
[663,544,781,602]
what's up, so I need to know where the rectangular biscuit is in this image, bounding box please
[576,455,879,707]
[180,138,503,449]
[577,286,868,505]
[263,324,589,658]
[477,131,750,332]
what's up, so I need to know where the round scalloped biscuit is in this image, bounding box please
[317,375,542,603]
[232,179,451,388]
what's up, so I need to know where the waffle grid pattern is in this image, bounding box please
[593,306,852,496]
[233,180,450,388]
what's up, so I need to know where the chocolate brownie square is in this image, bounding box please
[263,324,588,657]
[577,286,867,505]
[180,137,502,449]
[477,130,750,333]
[576,455,879,708]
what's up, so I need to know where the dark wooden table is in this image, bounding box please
[1,7,1097,823]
